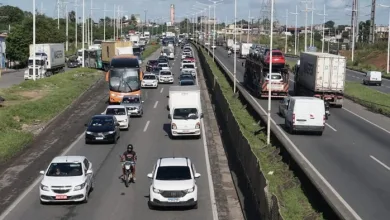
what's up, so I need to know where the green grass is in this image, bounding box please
[142,44,160,60]
[0,68,102,161]
[345,82,390,116]
[199,47,323,219]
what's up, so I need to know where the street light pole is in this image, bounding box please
[75,0,78,49]
[379,4,390,74]
[33,0,36,81]
[82,0,85,67]
[317,4,327,53]
[90,0,93,45]
[290,6,298,55]
[143,9,147,36]
[301,1,311,52]
[66,3,69,51]
[233,0,237,93]
[284,9,288,54]
[113,4,116,40]
[310,0,315,47]
[247,10,250,43]
[267,0,275,145]
[57,0,60,29]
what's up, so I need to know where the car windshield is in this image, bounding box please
[267,74,282,80]
[46,162,83,177]
[148,60,158,65]
[159,64,168,67]
[122,96,140,104]
[180,80,195,86]
[183,65,195,69]
[106,108,126,115]
[272,52,283,57]
[143,75,156,80]
[160,71,171,75]
[173,108,198,119]
[156,166,192,180]
[109,68,140,92]
[89,117,114,126]
[180,74,193,79]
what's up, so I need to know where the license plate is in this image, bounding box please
[55,195,67,200]
[182,130,190,133]
[95,137,104,140]
[167,198,179,202]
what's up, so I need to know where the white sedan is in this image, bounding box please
[39,156,94,204]
[141,74,158,88]
[102,105,130,130]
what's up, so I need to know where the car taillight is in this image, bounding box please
[323,115,326,125]
[292,113,295,125]
[195,122,200,129]
[265,57,270,63]
[172,123,177,129]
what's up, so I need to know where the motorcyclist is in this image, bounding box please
[120,144,137,181]
[324,101,330,117]
[228,49,232,57]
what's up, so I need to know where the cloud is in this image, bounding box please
[327,0,344,8]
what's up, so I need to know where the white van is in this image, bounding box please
[363,71,382,86]
[285,97,325,135]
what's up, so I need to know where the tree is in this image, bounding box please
[68,10,76,23]
[325,20,335,29]
[341,31,349,39]
[0,6,24,24]
[130,15,137,26]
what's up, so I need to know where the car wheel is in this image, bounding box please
[85,139,90,145]
[40,200,47,205]
[193,203,198,209]
[83,190,89,203]
[148,201,155,210]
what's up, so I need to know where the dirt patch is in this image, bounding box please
[19,90,48,100]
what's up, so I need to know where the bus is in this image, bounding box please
[84,49,102,69]
[105,55,143,104]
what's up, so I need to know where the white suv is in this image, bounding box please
[147,157,201,209]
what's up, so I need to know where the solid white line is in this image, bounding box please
[342,108,390,135]
[153,101,158,108]
[325,123,337,132]
[212,51,362,220]
[143,121,150,132]
[370,155,390,171]
[0,132,86,220]
[160,87,164,93]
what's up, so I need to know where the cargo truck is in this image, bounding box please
[240,43,252,58]
[226,39,233,50]
[243,55,289,98]
[294,52,346,107]
[101,41,133,71]
[24,43,65,80]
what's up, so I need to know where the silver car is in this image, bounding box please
[120,95,144,117]
[278,97,290,118]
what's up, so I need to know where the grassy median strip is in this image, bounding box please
[0,68,102,161]
[200,48,323,219]
[345,82,390,116]
[142,43,160,59]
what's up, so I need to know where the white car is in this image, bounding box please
[159,70,174,83]
[39,156,94,204]
[265,73,283,83]
[204,42,210,46]
[102,105,130,130]
[147,157,201,209]
[142,74,158,88]
[182,52,192,59]
[158,63,170,70]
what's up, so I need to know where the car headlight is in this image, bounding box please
[40,184,49,191]
[123,118,127,122]
[108,131,115,134]
[153,187,161,193]
[154,80,158,83]
[186,186,195,193]
[74,182,86,191]
[110,93,116,97]
[195,122,200,129]
[171,123,177,129]
[86,131,93,135]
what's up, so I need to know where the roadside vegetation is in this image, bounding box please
[142,43,160,59]
[199,47,323,219]
[0,68,102,161]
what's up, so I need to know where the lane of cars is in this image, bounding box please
[2,43,216,220]
[210,44,390,219]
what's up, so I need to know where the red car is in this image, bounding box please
[263,50,285,70]
[183,57,195,63]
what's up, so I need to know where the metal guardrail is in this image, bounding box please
[194,42,360,220]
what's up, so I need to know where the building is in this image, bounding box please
[170,4,175,25]
[0,34,6,69]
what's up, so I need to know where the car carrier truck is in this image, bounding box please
[294,52,346,107]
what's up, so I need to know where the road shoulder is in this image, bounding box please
[198,56,245,220]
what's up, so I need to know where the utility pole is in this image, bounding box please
[318,4,327,53]
[66,3,69,51]
[143,9,147,36]
[113,4,116,40]
[82,0,85,67]
[57,0,60,29]
[290,6,299,55]
[301,0,311,52]
[247,10,251,43]
[310,0,315,47]
[75,0,78,49]
[33,0,36,81]
[90,0,93,45]
[369,0,376,44]
[284,9,288,54]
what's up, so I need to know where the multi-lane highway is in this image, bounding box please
[211,45,390,220]
[285,56,390,94]
[1,50,217,220]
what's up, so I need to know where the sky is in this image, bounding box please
[3,0,389,26]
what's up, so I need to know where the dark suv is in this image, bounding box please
[146,60,159,72]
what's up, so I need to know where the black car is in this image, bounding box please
[67,59,80,68]
[146,60,159,72]
[85,115,120,144]
[157,56,169,64]
[179,73,195,86]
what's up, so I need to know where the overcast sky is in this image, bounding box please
[3,0,389,26]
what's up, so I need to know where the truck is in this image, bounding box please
[243,55,289,98]
[240,43,252,58]
[294,52,346,107]
[24,43,65,80]
[216,36,224,46]
[168,86,203,139]
[129,35,140,46]
[144,31,150,39]
[232,42,240,53]
[101,41,133,71]
[226,39,233,50]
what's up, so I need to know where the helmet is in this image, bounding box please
[127,144,133,151]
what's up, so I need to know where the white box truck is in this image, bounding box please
[294,52,346,107]
[24,43,65,80]
[226,39,234,50]
[240,43,252,58]
[168,86,203,138]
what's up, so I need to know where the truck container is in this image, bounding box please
[168,86,202,138]
[24,43,65,80]
[294,52,346,107]
[240,43,252,58]
[216,36,224,46]
[226,39,233,50]
[243,55,289,98]
[101,41,133,71]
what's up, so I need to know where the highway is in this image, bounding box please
[211,45,390,220]
[285,56,390,94]
[1,50,217,220]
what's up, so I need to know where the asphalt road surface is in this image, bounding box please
[285,56,390,94]
[0,67,71,89]
[212,45,390,220]
[1,51,216,220]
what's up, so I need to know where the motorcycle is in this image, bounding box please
[122,161,136,187]
[325,102,330,119]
